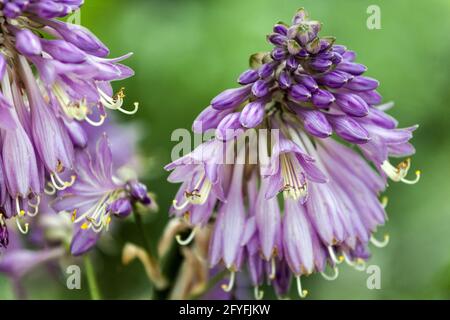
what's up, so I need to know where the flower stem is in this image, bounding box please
[133,208,154,257]
[84,255,101,300]
[133,207,156,298]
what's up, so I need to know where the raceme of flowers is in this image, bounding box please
[0,2,421,301]
[0,120,147,293]
[0,0,152,256]
[166,8,420,299]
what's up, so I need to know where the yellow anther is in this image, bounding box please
[296,276,309,299]
[397,158,410,171]
[114,87,126,100]
[67,175,77,186]
[71,209,77,222]
[81,222,89,230]
[381,196,389,208]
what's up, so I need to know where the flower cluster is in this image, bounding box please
[0,0,151,254]
[166,8,420,299]
[0,119,152,298]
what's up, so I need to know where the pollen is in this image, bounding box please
[71,209,77,222]
[114,87,126,100]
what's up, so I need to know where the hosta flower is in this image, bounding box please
[166,8,420,299]
[52,133,154,256]
[0,0,140,245]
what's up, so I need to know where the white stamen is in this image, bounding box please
[328,246,344,265]
[280,154,307,200]
[172,199,190,211]
[370,234,390,248]
[15,197,25,218]
[269,256,276,280]
[27,195,41,217]
[254,286,264,300]
[87,203,110,233]
[354,258,366,272]
[118,102,139,115]
[44,182,56,195]
[381,159,421,185]
[221,271,236,293]
[99,89,123,109]
[98,88,139,115]
[172,172,212,210]
[295,276,308,299]
[73,194,110,224]
[85,113,106,127]
[321,266,339,281]
[15,217,29,234]
[175,228,197,246]
[343,252,356,267]
[50,172,76,191]
[343,252,366,271]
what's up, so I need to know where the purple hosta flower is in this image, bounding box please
[0,1,138,239]
[166,8,420,299]
[52,135,153,256]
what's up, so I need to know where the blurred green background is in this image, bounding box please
[1,0,450,299]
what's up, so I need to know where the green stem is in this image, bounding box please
[84,255,101,300]
[133,208,156,298]
[133,208,154,257]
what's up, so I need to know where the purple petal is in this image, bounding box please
[216,112,242,141]
[47,20,109,57]
[41,39,87,63]
[345,76,379,92]
[295,108,332,138]
[239,100,266,128]
[334,93,370,117]
[336,61,367,75]
[211,85,251,110]
[283,199,314,275]
[238,69,259,85]
[252,80,270,98]
[192,106,231,133]
[70,226,101,256]
[256,180,281,260]
[289,84,311,102]
[15,29,42,56]
[311,89,335,108]
[327,115,371,144]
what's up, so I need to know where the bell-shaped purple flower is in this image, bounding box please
[167,7,420,299]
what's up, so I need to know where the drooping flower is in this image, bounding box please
[0,0,140,244]
[52,134,154,256]
[166,8,420,299]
